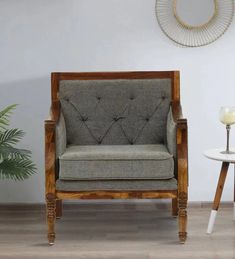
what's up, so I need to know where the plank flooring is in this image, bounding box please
[0,201,235,258]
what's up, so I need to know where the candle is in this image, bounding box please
[220,107,235,125]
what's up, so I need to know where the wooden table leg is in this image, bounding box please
[233,164,235,221]
[207,162,229,234]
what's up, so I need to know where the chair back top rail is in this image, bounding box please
[50,71,180,121]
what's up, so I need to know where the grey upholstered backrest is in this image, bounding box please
[59,79,172,145]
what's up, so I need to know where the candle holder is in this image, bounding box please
[219,107,235,154]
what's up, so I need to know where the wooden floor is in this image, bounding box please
[0,201,235,259]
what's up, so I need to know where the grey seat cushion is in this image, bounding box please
[59,79,171,145]
[56,178,177,191]
[59,144,174,180]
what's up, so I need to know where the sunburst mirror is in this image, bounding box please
[156,0,234,47]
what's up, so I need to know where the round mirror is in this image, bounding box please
[173,0,217,28]
[155,0,234,47]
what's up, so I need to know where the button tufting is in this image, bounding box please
[61,86,167,147]
[81,116,88,122]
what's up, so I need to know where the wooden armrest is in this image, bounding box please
[177,118,187,137]
[171,100,188,188]
[46,103,60,123]
[45,110,57,195]
[45,108,57,147]
[176,117,188,190]
[171,101,183,121]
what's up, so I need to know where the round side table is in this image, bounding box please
[204,148,235,234]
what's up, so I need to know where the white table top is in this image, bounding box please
[204,148,235,163]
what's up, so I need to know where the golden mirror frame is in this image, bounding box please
[156,0,234,47]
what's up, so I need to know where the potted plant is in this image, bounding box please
[0,104,36,180]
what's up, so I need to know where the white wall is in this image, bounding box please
[0,0,235,203]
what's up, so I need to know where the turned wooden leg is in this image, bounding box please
[172,198,178,216]
[56,199,62,219]
[207,162,229,234]
[178,192,187,244]
[46,193,56,245]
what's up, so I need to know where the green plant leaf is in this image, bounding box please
[0,104,17,130]
[0,104,37,181]
[0,146,31,160]
[0,157,37,181]
[0,129,25,147]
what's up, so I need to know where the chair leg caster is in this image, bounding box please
[179,232,187,244]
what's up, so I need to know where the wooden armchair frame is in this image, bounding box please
[45,71,188,245]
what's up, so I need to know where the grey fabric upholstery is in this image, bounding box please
[56,113,67,158]
[56,178,177,191]
[56,77,177,186]
[59,144,174,180]
[59,79,171,146]
[60,144,172,160]
[166,108,176,157]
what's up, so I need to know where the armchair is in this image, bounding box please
[45,71,188,245]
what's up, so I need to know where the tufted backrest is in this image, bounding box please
[59,79,172,145]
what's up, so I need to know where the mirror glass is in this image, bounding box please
[175,0,216,27]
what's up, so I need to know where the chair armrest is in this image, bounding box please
[45,109,67,157]
[168,102,185,155]
[45,118,56,195]
[45,109,67,195]
[171,102,188,189]
[176,115,188,191]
